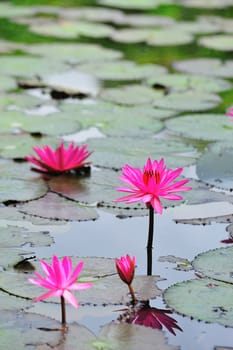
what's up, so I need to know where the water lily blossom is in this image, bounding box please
[115,158,191,214]
[226,106,233,120]
[115,254,136,302]
[130,301,182,336]
[29,256,92,324]
[25,141,92,174]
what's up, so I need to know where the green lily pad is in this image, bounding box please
[0,56,69,79]
[0,3,35,17]
[95,323,178,350]
[193,246,233,284]
[0,110,80,136]
[97,0,174,10]
[100,85,164,105]
[0,256,162,305]
[88,136,198,169]
[0,225,53,248]
[199,34,233,51]
[172,58,233,78]
[196,146,233,190]
[0,291,31,311]
[164,278,233,327]
[110,28,155,44]
[60,101,175,136]
[146,73,232,93]
[0,177,48,203]
[167,19,221,34]
[16,192,99,222]
[0,311,96,350]
[30,20,114,39]
[0,40,23,54]
[63,6,125,24]
[0,93,48,111]
[179,0,233,8]
[165,114,233,141]
[118,13,175,27]
[147,29,193,46]
[0,76,16,91]
[198,15,233,34]
[0,134,58,159]
[23,43,123,64]
[153,91,221,111]
[78,60,167,81]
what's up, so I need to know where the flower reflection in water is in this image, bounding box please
[118,300,182,336]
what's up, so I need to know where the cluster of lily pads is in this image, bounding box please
[0,0,233,348]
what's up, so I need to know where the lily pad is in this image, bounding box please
[88,136,198,169]
[0,177,48,203]
[146,73,232,93]
[0,248,33,270]
[196,146,233,190]
[172,58,233,78]
[0,40,24,54]
[118,13,175,27]
[16,192,99,222]
[78,60,167,81]
[179,0,233,8]
[0,3,35,17]
[0,56,69,79]
[0,93,49,111]
[23,43,123,64]
[147,29,193,46]
[97,0,174,10]
[164,278,233,327]
[167,19,221,34]
[30,20,114,39]
[0,256,162,305]
[95,323,178,350]
[0,76,16,91]
[153,91,221,111]
[0,134,58,159]
[198,34,233,51]
[100,85,164,105]
[60,101,175,136]
[165,114,233,141]
[0,110,80,136]
[0,291,31,311]
[0,225,53,248]
[192,246,233,284]
[63,6,125,24]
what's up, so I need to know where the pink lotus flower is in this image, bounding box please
[115,255,136,285]
[25,141,92,174]
[115,158,191,214]
[131,302,182,335]
[226,106,233,120]
[29,255,92,308]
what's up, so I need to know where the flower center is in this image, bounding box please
[143,170,160,185]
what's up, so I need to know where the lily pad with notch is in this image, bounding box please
[198,34,233,51]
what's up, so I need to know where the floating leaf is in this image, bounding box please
[153,91,221,111]
[0,76,16,91]
[16,192,99,222]
[147,29,193,46]
[0,93,48,111]
[0,135,59,159]
[97,0,174,10]
[88,136,198,169]
[23,43,123,64]
[0,3,35,17]
[78,60,167,81]
[196,146,233,190]
[30,20,114,39]
[164,278,233,327]
[165,114,233,141]
[100,85,164,105]
[146,73,232,93]
[118,13,175,27]
[0,257,162,305]
[95,323,178,350]
[0,177,48,203]
[0,40,23,54]
[172,58,233,78]
[0,110,80,136]
[192,246,233,284]
[0,56,69,79]
[0,225,53,248]
[167,19,221,34]
[179,0,233,8]
[199,34,233,51]
[0,248,33,270]
[0,291,31,311]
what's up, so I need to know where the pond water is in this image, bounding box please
[0,0,233,349]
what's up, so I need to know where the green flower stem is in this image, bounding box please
[147,205,154,276]
[61,296,66,325]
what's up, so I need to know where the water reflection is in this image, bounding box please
[117,300,182,336]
